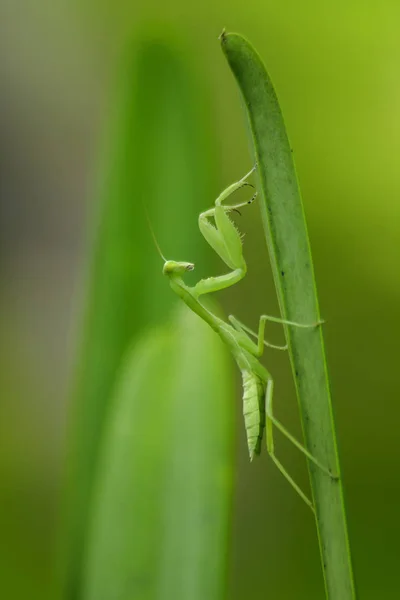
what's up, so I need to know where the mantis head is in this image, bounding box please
[143,206,195,278]
[163,260,195,277]
[143,207,194,277]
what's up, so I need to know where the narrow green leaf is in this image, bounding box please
[221,32,356,599]
[82,305,233,600]
[62,34,217,599]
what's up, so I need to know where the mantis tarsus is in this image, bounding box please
[156,166,336,511]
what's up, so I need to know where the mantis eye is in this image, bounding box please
[186,263,195,271]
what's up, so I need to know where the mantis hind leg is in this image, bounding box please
[264,379,315,512]
[265,379,338,511]
[265,380,336,478]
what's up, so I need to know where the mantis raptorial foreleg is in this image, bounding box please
[193,167,256,297]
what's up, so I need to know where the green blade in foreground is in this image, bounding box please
[221,32,356,600]
[61,34,216,600]
[82,305,233,600]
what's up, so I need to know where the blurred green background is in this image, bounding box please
[1,1,400,599]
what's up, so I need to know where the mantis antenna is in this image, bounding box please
[143,204,167,263]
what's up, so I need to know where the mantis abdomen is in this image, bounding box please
[242,370,265,461]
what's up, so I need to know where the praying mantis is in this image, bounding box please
[155,166,336,511]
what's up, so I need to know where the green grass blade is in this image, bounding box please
[62,34,217,599]
[220,32,356,599]
[82,305,233,600]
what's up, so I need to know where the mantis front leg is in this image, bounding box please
[192,167,256,297]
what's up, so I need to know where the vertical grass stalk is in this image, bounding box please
[221,31,356,599]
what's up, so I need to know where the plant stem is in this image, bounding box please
[220,31,356,599]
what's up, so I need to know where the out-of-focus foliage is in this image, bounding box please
[60,35,218,600]
[52,32,228,600]
[83,306,233,600]
[1,2,400,599]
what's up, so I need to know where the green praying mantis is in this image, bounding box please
[152,166,336,511]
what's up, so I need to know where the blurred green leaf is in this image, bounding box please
[61,32,218,599]
[82,305,233,600]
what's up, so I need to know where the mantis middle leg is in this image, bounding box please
[228,314,323,357]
